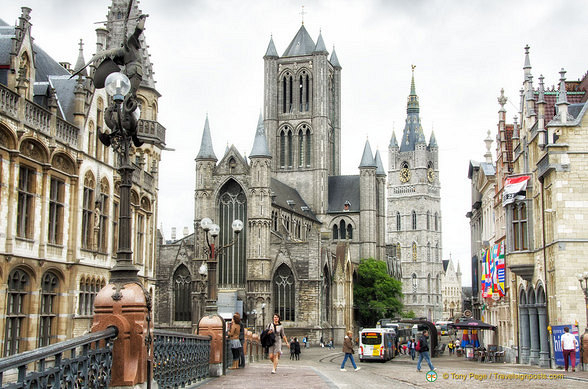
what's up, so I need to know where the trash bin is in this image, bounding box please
[465,345,474,360]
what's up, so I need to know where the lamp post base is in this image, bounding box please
[198,312,226,377]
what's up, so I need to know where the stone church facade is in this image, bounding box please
[387,71,443,321]
[155,25,386,344]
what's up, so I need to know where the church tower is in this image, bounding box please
[263,25,341,215]
[387,68,443,321]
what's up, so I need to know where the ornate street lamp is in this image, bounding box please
[200,217,243,313]
[577,272,588,332]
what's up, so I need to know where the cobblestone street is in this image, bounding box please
[196,347,588,388]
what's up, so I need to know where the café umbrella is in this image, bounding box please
[449,318,497,331]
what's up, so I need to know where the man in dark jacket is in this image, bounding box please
[416,330,435,372]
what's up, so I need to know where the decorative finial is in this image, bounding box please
[498,88,507,108]
[78,38,84,50]
[300,5,306,25]
[411,64,416,72]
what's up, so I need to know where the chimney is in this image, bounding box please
[171,227,177,241]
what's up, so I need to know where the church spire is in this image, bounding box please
[264,35,278,58]
[250,112,271,158]
[330,46,341,68]
[314,31,328,54]
[389,130,398,148]
[375,150,386,176]
[359,140,376,168]
[196,115,217,161]
[73,39,87,76]
[400,66,423,152]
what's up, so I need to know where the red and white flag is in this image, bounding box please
[502,176,530,206]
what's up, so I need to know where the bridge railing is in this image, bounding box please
[0,327,117,389]
[153,329,211,388]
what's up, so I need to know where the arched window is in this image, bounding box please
[305,127,311,167]
[426,211,430,230]
[396,212,401,231]
[412,242,417,262]
[96,98,104,161]
[282,73,294,113]
[97,179,109,253]
[5,269,29,356]
[340,220,346,239]
[332,224,338,240]
[287,130,293,167]
[298,129,304,167]
[299,71,310,112]
[397,243,401,259]
[48,177,65,245]
[273,264,295,321]
[39,272,59,347]
[435,242,439,261]
[282,77,287,113]
[434,212,439,231]
[280,130,286,168]
[513,203,528,250]
[412,211,417,230]
[347,224,353,240]
[412,273,418,293]
[174,265,192,322]
[218,180,247,287]
[427,242,431,261]
[427,274,431,303]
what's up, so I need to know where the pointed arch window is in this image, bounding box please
[287,130,293,168]
[332,224,338,239]
[397,243,401,259]
[412,242,417,262]
[305,127,311,167]
[39,272,59,347]
[322,265,330,323]
[280,130,286,168]
[427,242,431,261]
[427,274,431,303]
[97,180,109,253]
[434,212,439,231]
[396,212,401,231]
[5,269,29,356]
[347,224,353,240]
[411,273,418,293]
[81,173,95,249]
[426,211,430,230]
[435,242,440,261]
[218,180,247,287]
[299,71,310,112]
[282,77,287,113]
[274,264,295,321]
[339,220,346,239]
[298,129,304,167]
[282,73,294,113]
[412,210,417,230]
[174,265,192,322]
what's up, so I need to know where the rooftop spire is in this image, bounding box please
[557,68,569,105]
[484,130,493,163]
[73,39,87,76]
[314,31,328,54]
[497,88,507,112]
[264,35,278,58]
[523,44,532,76]
[537,74,546,104]
[389,130,398,148]
[429,130,438,149]
[400,65,423,152]
[250,112,271,158]
[330,46,341,68]
[375,150,386,176]
[359,140,376,168]
[282,24,316,57]
[196,115,217,161]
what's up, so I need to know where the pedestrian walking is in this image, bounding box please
[227,314,242,370]
[236,312,245,368]
[294,337,301,360]
[266,313,289,374]
[416,330,435,372]
[290,338,296,360]
[320,336,324,348]
[340,331,361,372]
[409,338,416,360]
[561,326,578,372]
[303,336,307,349]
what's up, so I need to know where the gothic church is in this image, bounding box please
[156,24,386,342]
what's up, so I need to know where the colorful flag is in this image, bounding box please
[496,242,506,296]
[503,176,530,206]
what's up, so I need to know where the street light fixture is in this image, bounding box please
[577,272,588,332]
[200,217,243,314]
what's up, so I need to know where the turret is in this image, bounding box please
[375,150,386,260]
[195,116,217,226]
[359,140,377,259]
[537,75,546,147]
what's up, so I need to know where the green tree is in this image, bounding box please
[354,258,404,327]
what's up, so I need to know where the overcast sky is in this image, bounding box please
[8,0,588,286]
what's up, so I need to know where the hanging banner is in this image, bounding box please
[496,242,506,297]
[502,176,530,206]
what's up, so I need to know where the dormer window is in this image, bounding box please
[343,201,351,212]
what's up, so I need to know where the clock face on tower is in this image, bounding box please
[427,168,435,183]
[400,168,411,183]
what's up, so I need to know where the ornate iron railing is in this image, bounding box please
[153,329,211,389]
[0,327,117,389]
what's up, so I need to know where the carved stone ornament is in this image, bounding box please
[52,154,75,174]
[0,127,15,149]
[20,139,44,162]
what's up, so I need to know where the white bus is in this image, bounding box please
[359,328,396,362]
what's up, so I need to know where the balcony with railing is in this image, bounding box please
[0,84,19,119]
[24,100,51,135]
[137,119,166,146]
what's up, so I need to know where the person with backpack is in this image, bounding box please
[266,313,289,374]
[416,330,435,372]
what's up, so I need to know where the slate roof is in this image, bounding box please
[329,47,341,68]
[282,25,316,57]
[400,71,424,152]
[314,32,328,54]
[250,113,271,158]
[271,178,319,221]
[196,116,217,161]
[49,75,77,121]
[480,162,495,177]
[375,150,386,176]
[327,175,360,213]
[569,103,585,119]
[359,140,376,168]
[264,36,278,58]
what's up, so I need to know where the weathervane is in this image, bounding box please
[300,5,306,25]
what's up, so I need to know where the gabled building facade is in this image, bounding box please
[0,3,165,355]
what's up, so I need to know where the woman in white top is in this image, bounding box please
[267,313,289,374]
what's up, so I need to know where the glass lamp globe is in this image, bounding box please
[209,224,220,237]
[200,217,213,231]
[232,219,244,234]
[105,72,131,102]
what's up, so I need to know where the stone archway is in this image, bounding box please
[536,284,550,367]
[527,287,539,365]
[519,288,530,364]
